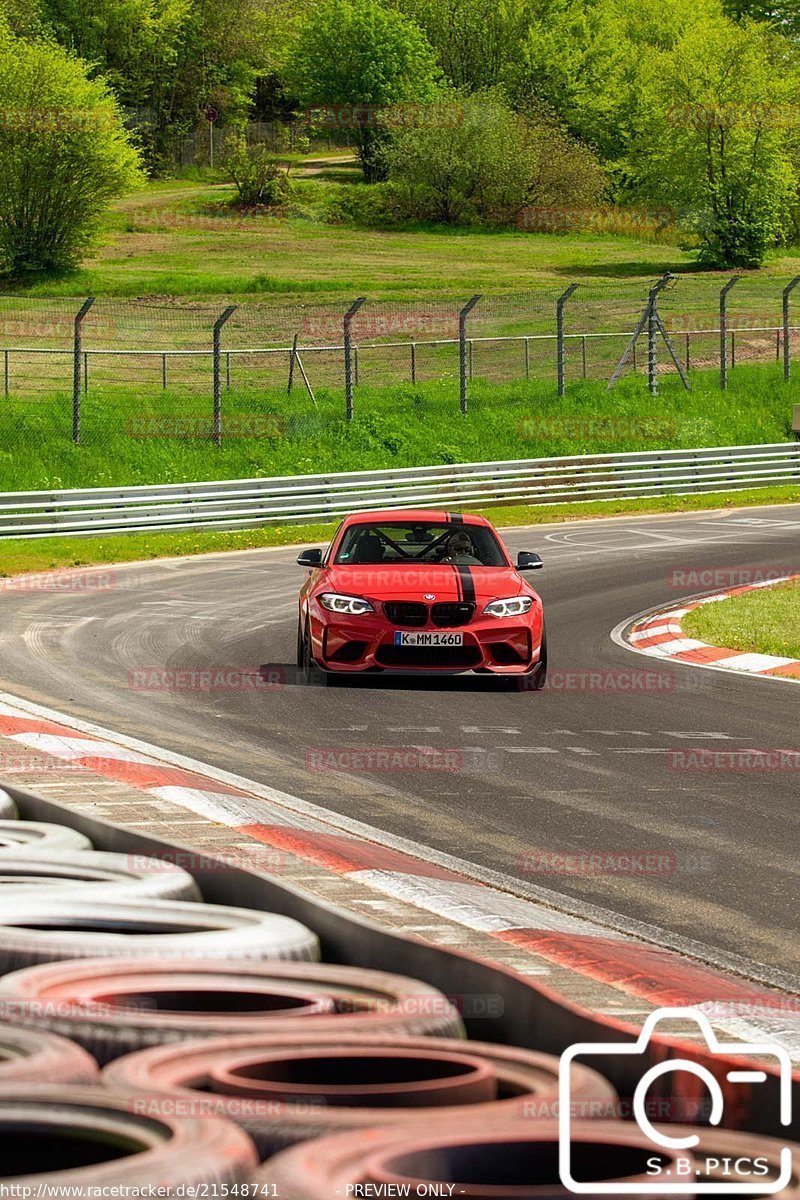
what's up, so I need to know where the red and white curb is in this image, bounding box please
[0,690,798,1060]
[622,575,800,680]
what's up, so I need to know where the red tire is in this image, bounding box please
[103,1033,617,1155]
[0,958,464,1063]
[0,1025,98,1084]
[0,1085,257,1193]
[253,1119,698,1199]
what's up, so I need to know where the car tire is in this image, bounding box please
[0,1085,258,1191]
[253,1120,699,1198]
[510,624,547,692]
[103,1033,617,1156]
[0,789,18,820]
[300,616,328,687]
[0,850,201,903]
[0,1025,98,1085]
[530,623,548,690]
[0,821,92,855]
[0,896,319,973]
[0,959,464,1064]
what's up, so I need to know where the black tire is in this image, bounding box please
[0,1025,98,1085]
[295,616,305,670]
[299,616,328,687]
[0,896,319,973]
[529,623,548,690]
[0,1085,257,1192]
[0,789,17,820]
[509,623,548,692]
[0,958,465,1064]
[0,821,92,855]
[0,851,201,902]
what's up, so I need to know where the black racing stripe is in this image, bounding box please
[447,512,464,524]
[456,565,475,605]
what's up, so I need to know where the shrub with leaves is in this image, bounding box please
[227,134,291,206]
[0,18,143,276]
[385,89,605,224]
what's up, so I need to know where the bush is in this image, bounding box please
[385,90,605,225]
[0,20,143,276]
[226,135,291,207]
[692,183,786,267]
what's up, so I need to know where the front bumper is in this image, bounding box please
[310,607,543,674]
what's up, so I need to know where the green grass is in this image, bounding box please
[2,484,799,579]
[1,363,797,492]
[3,175,799,306]
[683,578,800,658]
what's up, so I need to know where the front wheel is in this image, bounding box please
[510,625,547,692]
[297,616,328,687]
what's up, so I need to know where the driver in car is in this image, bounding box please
[440,530,484,566]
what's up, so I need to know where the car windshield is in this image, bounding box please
[334,521,507,567]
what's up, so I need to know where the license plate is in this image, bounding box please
[393,631,463,646]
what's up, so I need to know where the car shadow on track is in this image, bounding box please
[259,664,533,694]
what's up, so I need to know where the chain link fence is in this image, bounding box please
[1,276,799,445]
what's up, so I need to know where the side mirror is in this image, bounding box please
[517,551,543,571]
[297,548,323,568]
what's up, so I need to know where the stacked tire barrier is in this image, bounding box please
[0,785,797,1197]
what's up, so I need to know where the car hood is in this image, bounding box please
[321,564,528,604]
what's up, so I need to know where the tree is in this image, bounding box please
[287,0,440,181]
[394,0,531,91]
[631,15,799,266]
[34,0,294,169]
[0,0,47,36]
[385,89,605,222]
[0,21,143,275]
[723,0,800,38]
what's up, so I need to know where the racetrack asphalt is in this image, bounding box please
[1,502,798,985]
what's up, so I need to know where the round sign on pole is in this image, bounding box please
[203,105,219,124]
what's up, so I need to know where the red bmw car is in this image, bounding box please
[296,510,546,686]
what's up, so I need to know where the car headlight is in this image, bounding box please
[319,592,375,615]
[483,596,533,618]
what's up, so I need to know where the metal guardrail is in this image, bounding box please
[2,442,799,539]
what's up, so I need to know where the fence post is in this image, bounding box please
[288,333,298,394]
[719,275,741,391]
[458,295,480,414]
[344,298,366,421]
[782,276,800,381]
[646,274,673,397]
[556,284,579,397]
[72,298,95,444]
[212,305,236,446]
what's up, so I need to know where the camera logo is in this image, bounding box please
[559,1006,793,1194]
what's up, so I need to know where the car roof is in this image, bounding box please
[340,509,495,528]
